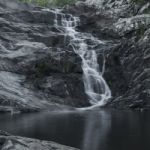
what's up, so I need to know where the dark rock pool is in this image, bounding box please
[0,109,150,150]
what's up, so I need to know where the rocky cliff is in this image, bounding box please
[67,0,150,109]
[0,0,89,113]
[0,0,150,112]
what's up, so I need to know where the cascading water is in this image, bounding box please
[53,9,111,108]
[85,0,105,6]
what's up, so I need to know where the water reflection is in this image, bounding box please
[0,110,150,150]
[82,110,111,150]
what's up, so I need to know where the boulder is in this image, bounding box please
[0,135,79,150]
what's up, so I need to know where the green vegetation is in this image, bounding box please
[19,0,48,6]
[135,26,147,40]
[19,0,77,7]
[50,0,77,6]
[131,0,147,5]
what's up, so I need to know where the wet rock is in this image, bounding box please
[0,0,150,110]
[129,100,146,109]
[0,0,89,111]
[105,31,150,109]
[0,135,79,150]
[113,14,150,36]
[30,74,89,107]
[70,0,150,109]
[26,47,82,75]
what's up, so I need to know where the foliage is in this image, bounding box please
[50,0,77,6]
[19,0,77,6]
[131,0,147,5]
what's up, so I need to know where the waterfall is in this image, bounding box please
[85,0,105,6]
[54,9,111,108]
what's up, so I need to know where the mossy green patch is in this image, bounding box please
[19,0,77,7]
[131,0,147,5]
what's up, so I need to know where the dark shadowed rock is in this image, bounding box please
[105,30,150,109]
[65,0,150,109]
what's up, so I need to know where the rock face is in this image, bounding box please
[0,0,150,110]
[68,0,150,109]
[0,0,90,112]
[0,132,79,150]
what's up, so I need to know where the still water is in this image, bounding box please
[0,109,150,150]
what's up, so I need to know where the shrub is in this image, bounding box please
[19,0,77,6]
[131,0,147,5]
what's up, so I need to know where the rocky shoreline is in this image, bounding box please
[0,131,79,150]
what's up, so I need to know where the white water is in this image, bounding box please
[86,0,104,6]
[53,9,111,108]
